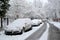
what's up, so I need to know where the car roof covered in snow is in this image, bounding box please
[6,18,32,28]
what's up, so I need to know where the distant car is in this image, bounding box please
[31,19,42,26]
[4,18,32,35]
[42,19,48,22]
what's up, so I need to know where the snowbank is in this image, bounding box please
[49,22,60,29]
[48,22,60,40]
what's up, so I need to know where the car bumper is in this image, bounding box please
[5,30,22,35]
[32,23,42,27]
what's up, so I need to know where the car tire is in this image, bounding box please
[5,31,11,35]
[5,31,7,35]
[40,22,42,24]
[23,27,25,32]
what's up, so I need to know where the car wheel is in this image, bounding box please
[5,31,12,35]
[40,22,42,24]
[23,27,25,32]
[5,31,7,35]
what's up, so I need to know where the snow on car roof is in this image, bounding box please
[6,18,32,28]
[5,19,25,31]
[32,19,42,22]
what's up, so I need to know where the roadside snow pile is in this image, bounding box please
[49,22,60,29]
[48,22,60,40]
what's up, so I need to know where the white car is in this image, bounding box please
[4,18,32,35]
[42,19,48,22]
[31,19,42,26]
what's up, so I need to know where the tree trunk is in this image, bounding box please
[1,17,3,28]
[7,18,9,25]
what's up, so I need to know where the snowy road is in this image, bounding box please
[0,27,39,40]
[0,23,46,40]
[39,23,49,40]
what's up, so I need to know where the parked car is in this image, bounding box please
[23,18,32,32]
[31,19,42,26]
[4,18,32,35]
[42,19,48,22]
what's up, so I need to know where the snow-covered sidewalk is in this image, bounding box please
[39,23,49,40]
[48,22,60,40]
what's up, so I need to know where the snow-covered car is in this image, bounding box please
[31,19,42,26]
[4,18,32,35]
[42,19,48,22]
[23,18,32,32]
